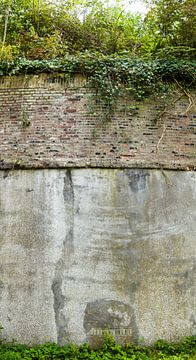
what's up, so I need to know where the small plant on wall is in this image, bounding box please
[21,109,30,128]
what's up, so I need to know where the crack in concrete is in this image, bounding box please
[52,170,74,345]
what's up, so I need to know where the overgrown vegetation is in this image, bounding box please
[0,0,195,119]
[0,0,195,60]
[0,335,195,359]
[0,0,196,116]
[0,55,195,121]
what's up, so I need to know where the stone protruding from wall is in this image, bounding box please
[0,169,195,345]
[0,74,195,170]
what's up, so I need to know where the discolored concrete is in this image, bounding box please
[0,169,195,345]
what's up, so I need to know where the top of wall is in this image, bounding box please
[0,74,195,170]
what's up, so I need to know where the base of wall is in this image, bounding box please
[0,169,195,345]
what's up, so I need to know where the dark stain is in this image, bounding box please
[84,299,138,347]
[110,237,154,299]
[26,188,34,192]
[3,170,10,179]
[56,312,70,345]
[174,265,196,293]
[51,278,67,344]
[125,169,149,192]
[52,229,74,345]
[52,279,65,314]
[0,280,4,301]
[128,281,140,294]
[63,170,74,203]
[52,170,75,345]
[190,314,196,329]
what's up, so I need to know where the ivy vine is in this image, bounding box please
[0,54,195,121]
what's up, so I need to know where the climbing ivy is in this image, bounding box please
[0,54,195,120]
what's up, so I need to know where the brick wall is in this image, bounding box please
[0,74,195,170]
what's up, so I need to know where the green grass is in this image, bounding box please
[0,335,195,359]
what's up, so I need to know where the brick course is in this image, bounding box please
[0,74,195,170]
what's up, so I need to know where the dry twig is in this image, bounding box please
[156,124,167,154]
[174,79,195,116]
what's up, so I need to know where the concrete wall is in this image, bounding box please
[0,74,195,170]
[0,169,195,345]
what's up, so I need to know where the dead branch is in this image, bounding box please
[155,93,184,123]
[174,79,195,116]
[156,124,167,154]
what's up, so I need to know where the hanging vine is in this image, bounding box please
[0,54,195,121]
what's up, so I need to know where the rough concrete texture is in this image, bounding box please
[0,169,196,345]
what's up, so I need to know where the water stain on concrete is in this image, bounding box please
[51,278,67,344]
[84,299,138,347]
[125,169,149,193]
[173,265,196,294]
[0,280,4,301]
[52,170,75,344]
[63,170,74,203]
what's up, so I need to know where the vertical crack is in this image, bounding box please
[52,169,74,345]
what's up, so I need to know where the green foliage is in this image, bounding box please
[0,336,195,359]
[80,4,145,54]
[0,54,195,121]
[154,336,196,356]
[0,0,195,121]
[0,0,195,59]
[145,0,196,55]
[1,54,194,83]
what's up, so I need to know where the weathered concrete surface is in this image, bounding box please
[0,169,195,345]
